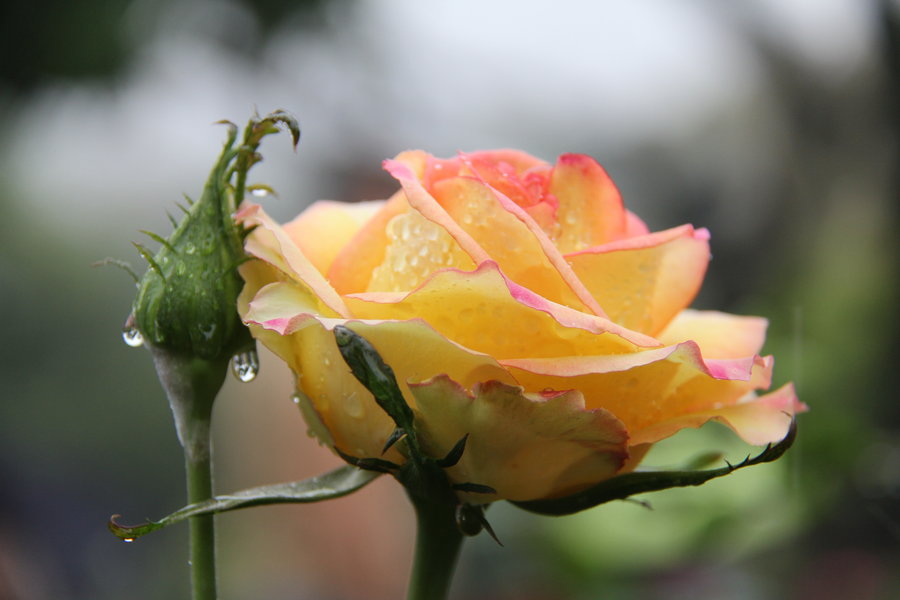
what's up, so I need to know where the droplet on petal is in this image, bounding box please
[230,349,260,382]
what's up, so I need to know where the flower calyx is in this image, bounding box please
[333,325,500,541]
[130,110,299,362]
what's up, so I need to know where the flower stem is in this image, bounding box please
[185,423,216,600]
[406,485,464,600]
[149,347,226,600]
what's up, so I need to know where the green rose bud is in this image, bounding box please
[128,112,299,364]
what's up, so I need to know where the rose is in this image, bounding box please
[236,149,805,502]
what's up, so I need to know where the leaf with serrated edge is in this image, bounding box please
[108,466,379,540]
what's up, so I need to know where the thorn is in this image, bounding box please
[622,497,653,510]
[477,509,503,546]
[382,428,406,454]
[334,446,400,474]
[91,257,139,283]
[139,230,176,253]
[132,243,166,283]
[182,193,195,206]
[166,211,179,228]
[175,202,190,216]
[438,434,469,468]
[452,482,497,495]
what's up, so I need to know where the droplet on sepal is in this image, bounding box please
[122,327,144,348]
[122,537,135,543]
[231,350,259,382]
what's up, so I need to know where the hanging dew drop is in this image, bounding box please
[231,350,259,383]
[122,538,135,543]
[122,328,144,348]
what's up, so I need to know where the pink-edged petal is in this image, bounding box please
[386,158,606,316]
[629,383,807,446]
[566,225,710,336]
[658,309,769,359]
[410,375,629,501]
[237,203,350,317]
[501,342,776,445]
[550,153,628,252]
[624,210,650,237]
[281,200,384,276]
[346,260,657,360]
[242,294,516,458]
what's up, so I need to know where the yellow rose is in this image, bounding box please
[237,150,805,502]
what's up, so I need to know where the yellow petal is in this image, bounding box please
[566,225,710,335]
[347,261,658,360]
[236,203,350,317]
[410,375,629,501]
[629,383,806,446]
[243,291,515,458]
[281,200,384,275]
[502,343,775,446]
[657,309,768,359]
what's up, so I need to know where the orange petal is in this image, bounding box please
[502,342,776,446]
[326,191,410,294]
[236,203,350,317]
[566,225,710,336]
[346,261,657,360]
[281,200,384,275]
[657,309,768,359]
[550,154,628,253]
[410,375,629,501]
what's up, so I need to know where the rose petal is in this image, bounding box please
[325,190,411,294]
[410,374,629,501]
[386,158,605,316]
[628,383,807,446]
[566,225,710,336]
[281,200,384,275]
[551,154,628,253]
[657,309,768,359]
[502,342,776,446]
[243,293,516,458]
[237,203,350,317]
[346,260,658,360]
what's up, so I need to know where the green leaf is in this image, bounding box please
[512,420,798,517]
[108,466,380,540]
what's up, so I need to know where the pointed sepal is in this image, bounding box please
[512,420,799,516]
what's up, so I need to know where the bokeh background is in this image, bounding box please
[1,0,898,598]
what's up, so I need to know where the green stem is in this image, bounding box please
[150,347,226,600]
[406,483,464,600]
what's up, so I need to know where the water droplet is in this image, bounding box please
[344,392,364,418]
[230,350,259,382]
[123,538,135,543]
[122,328,144,348]
[291,394,301,405]
[184,243,196,255]
[251,188,269,198]
[323,357,331,367]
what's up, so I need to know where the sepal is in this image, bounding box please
[512,420,798,516]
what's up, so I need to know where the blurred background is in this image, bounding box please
[1,0,897,598]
